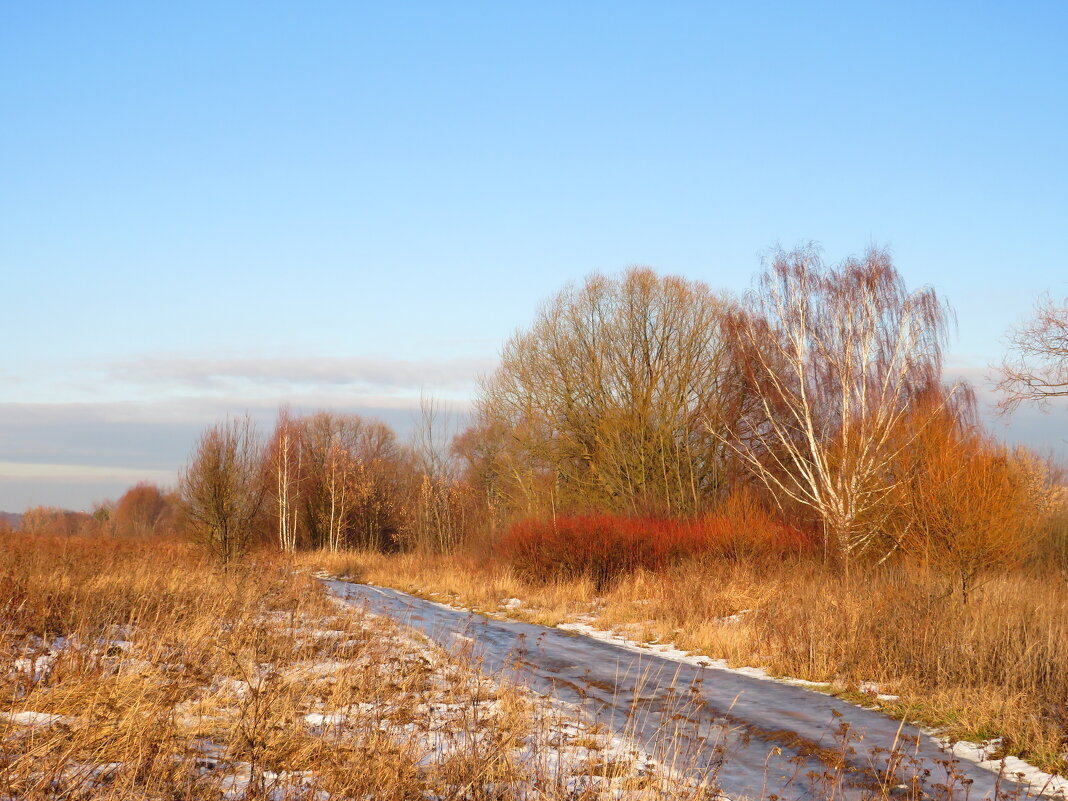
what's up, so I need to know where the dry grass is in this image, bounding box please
[0,534,718,800]
[307,550,1068,777]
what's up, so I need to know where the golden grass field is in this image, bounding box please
[1,534,730,800]
[305,550,1068,778]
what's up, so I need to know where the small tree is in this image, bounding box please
[112,482,171,538]
[408,395,467,552]
[996,294,1068,411]
[302,412,366,552]
[887,417,1044,601]
[717,245,958,562]
[180,416,267,562]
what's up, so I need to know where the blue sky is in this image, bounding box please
[2,1,1066,510]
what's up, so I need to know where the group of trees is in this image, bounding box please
[459,246,1067,583]
[179,405,474,561]
[267,409,410,553]
[31,243,1060,588]
[15,482,180,539]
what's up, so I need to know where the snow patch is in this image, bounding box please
[5,710,73,727]
[557,620,825,689]
[426,594,1067,798]
[941,738,1068,799]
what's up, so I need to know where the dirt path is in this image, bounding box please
[325,579,1040,800]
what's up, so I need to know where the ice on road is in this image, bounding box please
[324,579,1055,801]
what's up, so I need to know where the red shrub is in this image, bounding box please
[497,499,814,587]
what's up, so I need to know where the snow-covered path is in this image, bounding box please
[324,579,1052,801]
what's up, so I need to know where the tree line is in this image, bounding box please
[16,244,1066,592]
[176,399,482,561]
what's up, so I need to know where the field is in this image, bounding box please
[4,532,1067,799]
[305,549,1068,779]
[1,534,718,800]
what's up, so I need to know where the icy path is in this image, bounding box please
[324,579,1050,801]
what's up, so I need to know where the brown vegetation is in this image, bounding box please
[1,534,709,799]
[180,415,268,561]
[881,412,1052,599]
[718,245,961,562]
[10,246,1067,791]
[308,549,1068,777]
[473,268,735,519]
[19,507,95,537]
[110,482,179,539]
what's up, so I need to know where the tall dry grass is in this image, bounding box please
[309,550,1068,776]
[0,534,716,800]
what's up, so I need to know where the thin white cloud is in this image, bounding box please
[0,395,473,428]
[0,461,175,483]
[106,355,495,393]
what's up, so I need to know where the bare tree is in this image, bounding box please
[299,412,406,551]
[408,395,468,552]
[996,294,1068,411]
[348,418,406,550]
[180,416,267,562]
[717,245,959,561]
[112,482,175,538]
[475,268,734,517]
[303,412,364,551]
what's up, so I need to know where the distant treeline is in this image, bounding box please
[16,245,1068,595]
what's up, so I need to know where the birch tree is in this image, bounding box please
[717,245,958,561]
[302,413,366,551]
[408,395,469,552]
[301,412,404,551]
[268,408,303,553]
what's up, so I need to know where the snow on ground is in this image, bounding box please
[554,620,1068,797]
[3,590,693,800]
[3,710,73,727]
[942,739,1068,799]
[11,636,72,685]
[556,619,829,689]
[391,588,1067,799]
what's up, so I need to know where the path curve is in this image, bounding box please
[324,579,1038,801]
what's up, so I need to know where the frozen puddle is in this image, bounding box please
[324,579,1064,801]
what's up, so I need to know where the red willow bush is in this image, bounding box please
[497,501,813,588]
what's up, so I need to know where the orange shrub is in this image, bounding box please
[701,488,815,562]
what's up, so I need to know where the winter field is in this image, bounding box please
[1,535,707,800]
[302,550,1068,797]
[5,531,1068,799]
[7,256,1068,797]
